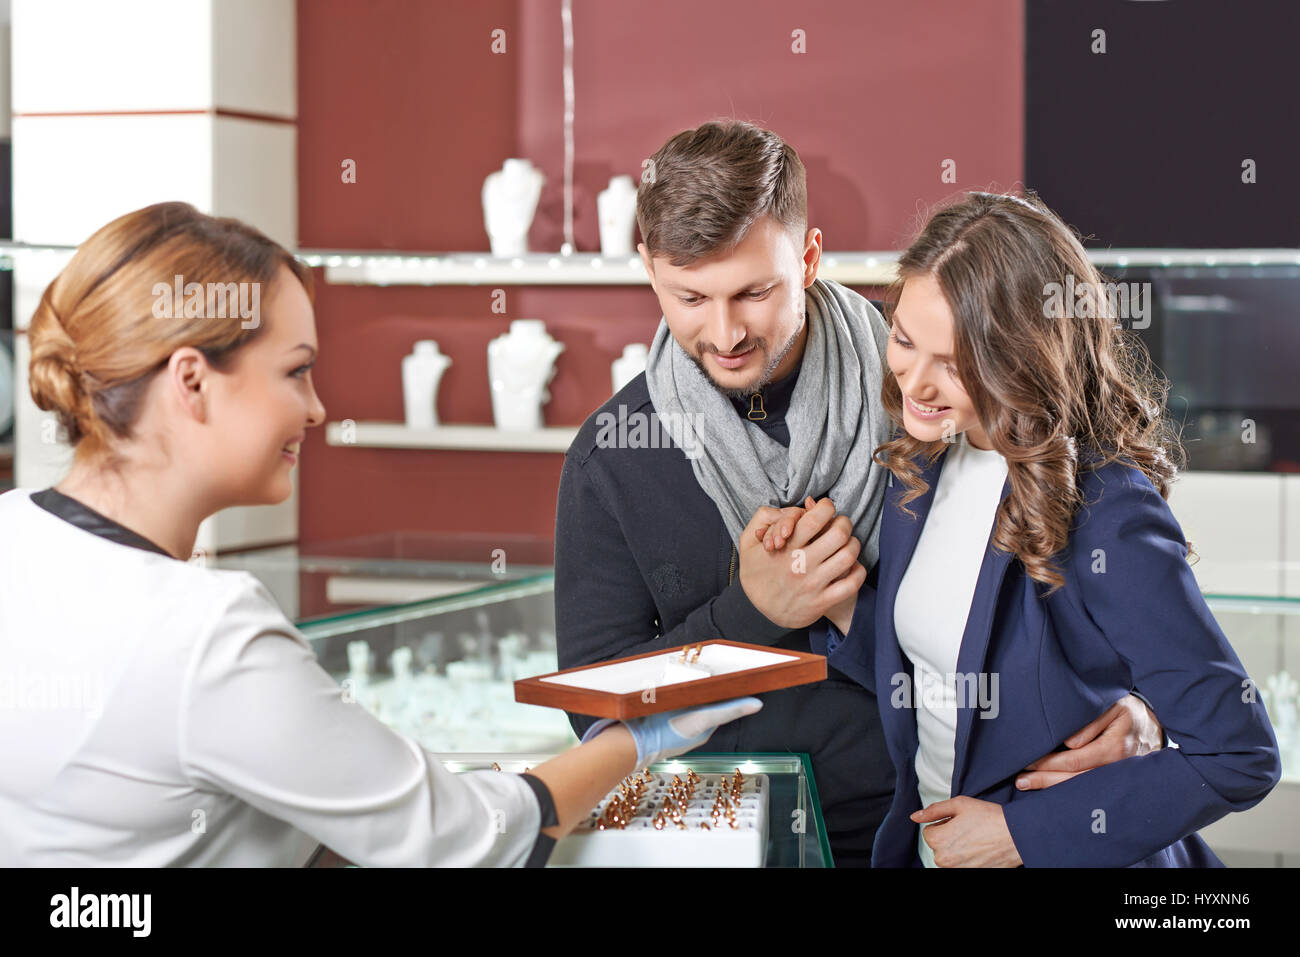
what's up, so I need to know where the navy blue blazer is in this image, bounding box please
[811,449,1281,867]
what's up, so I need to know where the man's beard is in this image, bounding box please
[688,316,804,399]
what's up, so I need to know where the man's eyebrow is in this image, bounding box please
[661,277,782,296]
[891,315,953,361]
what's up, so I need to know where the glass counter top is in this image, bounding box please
[211,530,555,635]
[212,536,1300,635]
[214,535,1300,782]
[215,531,570,754]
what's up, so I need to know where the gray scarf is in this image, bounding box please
[644,277,893,571]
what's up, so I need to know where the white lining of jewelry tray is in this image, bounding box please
[539,645,798,694]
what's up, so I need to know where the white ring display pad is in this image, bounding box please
[538,645,798,694]
[548,772,770,867]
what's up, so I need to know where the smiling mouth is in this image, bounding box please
[906,396,950,414]
[710,344,758,366]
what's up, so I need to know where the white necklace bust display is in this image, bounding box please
[488,319,565,431]
[482,158,545,256]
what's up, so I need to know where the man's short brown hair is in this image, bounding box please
[637,119,807,267]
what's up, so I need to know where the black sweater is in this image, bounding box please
[553,365,896,865]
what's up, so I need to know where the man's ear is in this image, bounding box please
[637,242,658,294]
[167,348,210,424]
[801,227,823,288]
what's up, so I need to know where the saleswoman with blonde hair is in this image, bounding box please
[0,202,758,866]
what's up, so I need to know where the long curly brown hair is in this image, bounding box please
[874,191,1187,592]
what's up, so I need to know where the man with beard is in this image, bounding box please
[555,119,1163,865]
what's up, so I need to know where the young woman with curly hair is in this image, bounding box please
[758,191,1279,867]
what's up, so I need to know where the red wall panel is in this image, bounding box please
[295,0,1024,549]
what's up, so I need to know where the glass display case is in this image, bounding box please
[1203,595,1300,787]
[212,534,830,866]
[305,753,830,869]
[1198,594,1300,864]
[447,753,831,868]
[213,532,577,754]
[213,537,1300,865]
[218,536,1300,781]
[1107,262,1300,473]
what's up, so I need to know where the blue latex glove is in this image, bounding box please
[580,697,764,768]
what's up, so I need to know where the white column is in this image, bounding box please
[0,0,10,142]
[11,0,299,554]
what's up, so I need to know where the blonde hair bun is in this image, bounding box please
[23,202,313,456]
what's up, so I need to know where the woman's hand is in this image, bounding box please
[739,500,865,630]
[824,591,857,635]
[750,496,861,633]
[752,498,815,551]
[541,699,762,844]
[581,697,764,769]
[911,796,1023,867]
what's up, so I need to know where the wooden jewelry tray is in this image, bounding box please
[513,639,827,719]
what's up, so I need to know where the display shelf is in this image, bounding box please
[0,241,892,285]
[1205,594,1300,616]
[0,240,78,262]
[320,251,649,285]
[309,250,901,286]
[1086,249,1300,268]
[307,249,1300,287]
[303,248,1300,287]
[323,421,578,453]
[440,752,832,868]
[8,242,1293,284]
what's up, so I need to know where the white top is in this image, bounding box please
[893,433,1008,868]
[0,488,546,867]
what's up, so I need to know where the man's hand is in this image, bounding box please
[739,498,866,630]
[911,796,1022,867]
[1015,693,1164,790]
